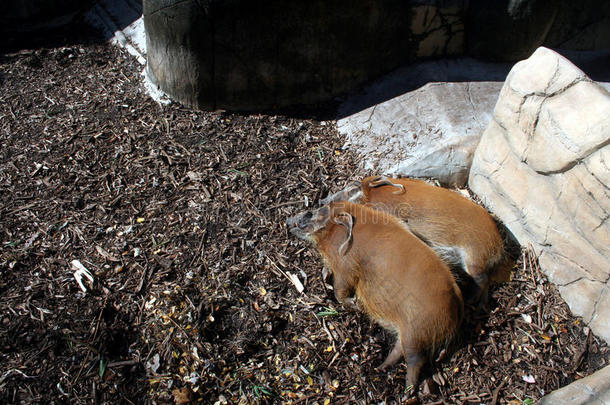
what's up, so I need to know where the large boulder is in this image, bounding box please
[338,72,505,186]
[469,47,610,343]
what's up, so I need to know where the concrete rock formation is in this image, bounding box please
[538,364,610,404]
[339,80,503,186]
[469,47,610,343]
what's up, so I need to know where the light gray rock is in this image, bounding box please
[337,57,512,186]
[339,81,502,186]
[469,47,610,343]
[538,364,610,405]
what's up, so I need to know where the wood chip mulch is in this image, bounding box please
[1,20,607,405]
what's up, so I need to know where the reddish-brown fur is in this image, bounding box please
[289,201,463,386]
[324,176,507,304]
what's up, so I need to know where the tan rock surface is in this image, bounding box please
[538,364,610,405]
[469,47,610,343]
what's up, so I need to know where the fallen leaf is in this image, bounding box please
[146,353,160,374]
[172,387,194,404]
[522,374,536,384]
[95,245,120,262]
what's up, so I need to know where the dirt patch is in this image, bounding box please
[1,21,607,404]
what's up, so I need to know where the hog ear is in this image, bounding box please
[369,176,405,195]
[333,212,354,256]
[319,181,362,206]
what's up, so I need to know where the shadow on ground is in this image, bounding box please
[0,0,142,54]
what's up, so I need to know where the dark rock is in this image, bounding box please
[144,0,421,110]
[466,0,559,61]
[466,0,610,61]
[144,0,610,110]
[0,0,94,31]
[544,0,610,50]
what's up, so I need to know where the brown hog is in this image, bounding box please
[287,201,463,386]
[320,176,508,305]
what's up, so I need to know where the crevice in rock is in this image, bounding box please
[551,250,602,284]
[541,188,560,247]
[511,76,590,107]
[557,276,585,287]
[521,93,547,163]
[548,174,609,256]
[544,56,561,95]
[584,160,610,192]
[590,285,608,319]
[556,274,606,289]
[534,137,610,176]
[486,153,509,180]
[491,115,510,139]
[465,83,481,127]
[572,171,608,219]
[145,0,194,17]
[363,103,378,125]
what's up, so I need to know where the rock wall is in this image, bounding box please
[466,0,558,61]
[0,0,94,33]
[143,0,610,111]
[144,0,425,111]
[469,47,610,343]
[545,0,610,50]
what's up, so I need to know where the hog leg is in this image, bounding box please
[466,261,489,309]
[399,329,425,387]
[332,272,357,311]
[379,339,403,370]
[404,349,425,388]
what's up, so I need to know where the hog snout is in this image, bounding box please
[298,211,313,227]
[286,211,314,240]
[286,211,312,229]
